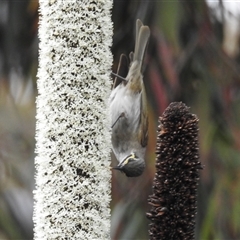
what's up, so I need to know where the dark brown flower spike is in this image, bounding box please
[147,102,202,240]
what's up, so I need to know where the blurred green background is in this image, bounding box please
[0,0,240,239]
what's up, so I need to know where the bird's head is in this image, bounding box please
[112,153,145,177]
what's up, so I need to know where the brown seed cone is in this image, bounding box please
[147,102,202,240]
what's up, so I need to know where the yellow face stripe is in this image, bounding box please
[122,153,136,165]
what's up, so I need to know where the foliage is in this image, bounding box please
[112,1,240,239]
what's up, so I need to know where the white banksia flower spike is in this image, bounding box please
[33,1,113,239]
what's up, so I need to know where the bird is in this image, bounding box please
[109,19,150,177]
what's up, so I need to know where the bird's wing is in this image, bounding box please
[135,20,149,147]
[138,87,148,148]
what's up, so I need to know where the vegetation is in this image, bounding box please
[0,0,239,239]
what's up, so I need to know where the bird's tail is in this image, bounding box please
[126,19,150,92]
[133,19,150,67]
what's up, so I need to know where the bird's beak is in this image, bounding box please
[112,166,121,170]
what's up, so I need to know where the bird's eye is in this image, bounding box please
[128,157,135,162]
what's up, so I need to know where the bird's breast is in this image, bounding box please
[110,85,142,161]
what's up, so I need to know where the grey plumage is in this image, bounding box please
[110,19,150,177]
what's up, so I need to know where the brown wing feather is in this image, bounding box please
[138,86,148,147]
[135,20,149,147]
